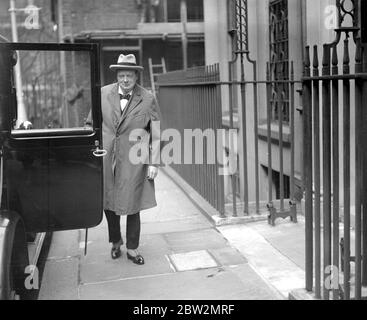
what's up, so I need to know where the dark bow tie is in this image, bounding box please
[119,93,131,100]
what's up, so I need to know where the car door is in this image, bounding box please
[1,42,104,233]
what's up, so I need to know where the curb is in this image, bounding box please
[289,289,317,300]
[161,166,269,227]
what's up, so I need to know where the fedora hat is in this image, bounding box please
[109,54,144,71]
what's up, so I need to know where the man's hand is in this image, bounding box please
[147,166,158,180]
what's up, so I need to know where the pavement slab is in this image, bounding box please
[79,265,279,300]
[208,246,248,266]
[218,223,305,298]
[168,250,219,272]
[248,217,306,270]
[38,257,80,300]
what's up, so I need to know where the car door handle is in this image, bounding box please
[93,140,107,157]
[93,147,107,157]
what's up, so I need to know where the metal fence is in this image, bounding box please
[157,64,226,216]
[157,61,300,225]
[303,34,367,299]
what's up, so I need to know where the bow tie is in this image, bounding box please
[119,93,131,100]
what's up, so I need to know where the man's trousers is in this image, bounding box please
[104,210,141,250]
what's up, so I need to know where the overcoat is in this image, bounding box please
[101,83,162,216]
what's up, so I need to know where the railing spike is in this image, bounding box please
[332,45,338,75]
[332,45,338,66]
[343,36,350,74]
[322,44,331,76]
[313,45,319,77]
[304,46,311,77]
[355,38,362,65]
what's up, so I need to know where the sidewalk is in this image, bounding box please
[38,169,306,300]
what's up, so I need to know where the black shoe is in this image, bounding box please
[111,247,122,259]
[127,252,145,265]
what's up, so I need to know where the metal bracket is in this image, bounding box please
[267,200,298,226]
[296,107,303,115]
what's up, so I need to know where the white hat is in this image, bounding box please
[109,53,144,71]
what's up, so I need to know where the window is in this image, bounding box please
[188,41,205,67]
[11,49,93,134]
[269,0,289,123]
[167,0,181,22]
[167,0,204,22]
[187,0,203,22]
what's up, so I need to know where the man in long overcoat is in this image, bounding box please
[100,54,162,264]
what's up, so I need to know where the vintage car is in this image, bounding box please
[0,37,104,299]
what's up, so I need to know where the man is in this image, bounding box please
[100,54,161,265]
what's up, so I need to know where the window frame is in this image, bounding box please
[5,42,101,139]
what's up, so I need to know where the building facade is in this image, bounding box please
[0,0,206,88]
[59,0,206,87]
[204,0,360,211]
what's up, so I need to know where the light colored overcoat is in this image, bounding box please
[101,83,161,216]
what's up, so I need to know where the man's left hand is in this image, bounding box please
[147,166,158,180]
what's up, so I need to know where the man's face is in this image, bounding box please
[117,70,138,93]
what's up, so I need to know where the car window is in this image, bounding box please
[11,49,93,133]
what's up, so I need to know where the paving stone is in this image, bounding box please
[208,247,248,266]
[218,224,305,298]
[46,230,80,260]
[79,266,278,300]
[168,250,218,272]
[38,257,79,300]
[140,217,210,235]
[81,251,174,284]
[163,229,228,252]
[250,220,306,270]
[80,235,175,284]
[80,251,128,283]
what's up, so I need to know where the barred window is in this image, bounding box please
[269,0,289,123]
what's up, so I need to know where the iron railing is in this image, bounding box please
[157,61,300,224]
[157,64,226,216]
[303,33,367,299]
